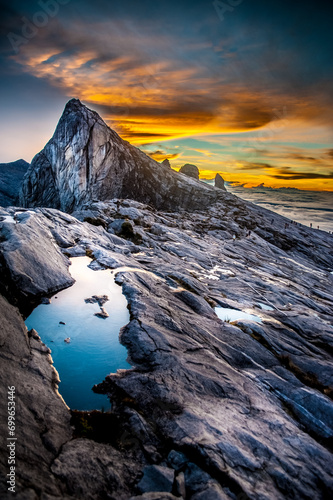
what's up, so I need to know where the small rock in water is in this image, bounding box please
[40,297,51,304]
[64,337,70,343]
[59,321,66,325]
[94,307,109,319]
[85,295,109,306]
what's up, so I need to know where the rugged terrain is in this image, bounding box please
[0,100,332,499]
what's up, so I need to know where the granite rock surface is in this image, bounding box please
[20,100,222,212]
[0,196,332,499]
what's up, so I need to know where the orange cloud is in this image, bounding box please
[9,20,333,190]
[12,36,293,144]
[142,150,181,162]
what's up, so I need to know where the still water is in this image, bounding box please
[25,256,131,411]
[215,307,262,323]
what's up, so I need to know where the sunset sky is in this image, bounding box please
[1,0,333,190]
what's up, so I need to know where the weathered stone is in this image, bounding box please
[161,159,171,169]
[51,438,140,500]
[0,294,72,498]
[191,483,230,500]
[1,191,333,499]
[137,465,175,494]
[167,450,189,472]
[94,307,109,319]
[129,494,179,500]
[179,163,199,179]
[174,471,186,498]
[215,173,227,191]
[184,463,213,495]
[85,295,109,306]
[0,210,74,314]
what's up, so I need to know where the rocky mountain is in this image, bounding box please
[1,99,333,499]
[179,163,199,179]
[0,159,30,206]
[20,99,222,213]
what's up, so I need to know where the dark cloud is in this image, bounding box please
[272,171,333,180]
[116,131,171,139]
[142,149,180,161]
[285,154,321,163]
[237,162,274,171]
[291,155,316,161]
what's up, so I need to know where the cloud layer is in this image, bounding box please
[0,0,332,189]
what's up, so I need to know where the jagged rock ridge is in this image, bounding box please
[20,99,223,212]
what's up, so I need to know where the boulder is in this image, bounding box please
[161,159,171,168]
[179,163,199,179]
[137,465,175,494]
[0,210,74,314]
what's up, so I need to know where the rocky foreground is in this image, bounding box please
[1,193,333,499]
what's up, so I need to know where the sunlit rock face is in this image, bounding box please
[20,99,223,213]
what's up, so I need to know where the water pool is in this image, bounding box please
[215,307,262,323]
[25,256,131,411]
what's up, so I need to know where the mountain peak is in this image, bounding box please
[65,97,83,108]
[20,101,225,212]
[63,98,95,115]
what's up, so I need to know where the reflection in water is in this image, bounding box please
[0,215,15,223]
[257,302,274,311]
[215,307,262,323]
[26,256,131,411]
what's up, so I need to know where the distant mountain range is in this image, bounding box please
[0,159,30,206]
